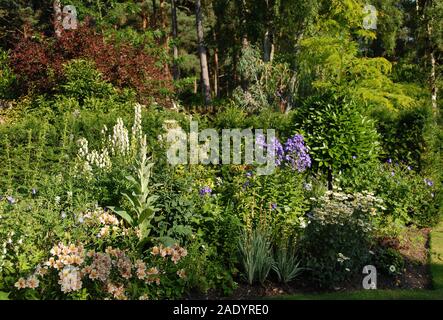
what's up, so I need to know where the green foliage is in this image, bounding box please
[373,247,405,276]
[371,103,436,171]
[297,32,417,111]
[233,46,297,113]
[294,93,380,174]
[109,140,160,247]
[59,59,116,104]
[272,239,303,284]
[238,227,273,285]
[339,162,440,228]
[0,49,16,99]
[299,190,382,288]
[233,168,309,242]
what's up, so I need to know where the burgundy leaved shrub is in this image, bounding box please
[9,24,173,106]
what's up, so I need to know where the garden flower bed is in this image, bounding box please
[0,1,442,301]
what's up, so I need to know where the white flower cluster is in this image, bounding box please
[311,190,385,232]
[109,118,129,156]
[76,104,146,175]
[77,137,112,172]
[131,103,143,146]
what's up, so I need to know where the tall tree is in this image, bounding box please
[53,0,62,38]
[416,0,442,114]
[170,0,180,80]
[195,0,211,105]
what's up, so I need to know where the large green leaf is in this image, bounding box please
[107,206,134,226]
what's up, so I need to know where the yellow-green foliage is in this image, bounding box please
[299,34,420,111]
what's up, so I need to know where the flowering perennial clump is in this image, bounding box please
[283,134,312,172]
[310,190,385,232]
[255,133,311,172]
[78,207,122,239]
[15,242,188,299]
[76,104,145,174]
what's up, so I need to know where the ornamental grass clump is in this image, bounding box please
[272,239,303,284]
[238,227,273,285]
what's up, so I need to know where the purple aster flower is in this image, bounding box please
[387,158,392,164]
[245,171,253,178]
[391,171,395,176]
[407,166,412,171]
[199,186,212,196]
[31,188,37,196]
[271,203,277,210]
[352,155,357,159]
[242,180,251,190]
[6,196,15,204]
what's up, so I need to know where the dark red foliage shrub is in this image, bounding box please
[9,24,173,106]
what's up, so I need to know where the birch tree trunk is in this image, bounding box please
[195,0,212,106]
[171,0,180,80]
[429,35,438,113]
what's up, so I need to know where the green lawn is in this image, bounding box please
[278,219,443,300]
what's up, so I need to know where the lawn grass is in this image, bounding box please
[277,218,443,300]
[430,217,443,291]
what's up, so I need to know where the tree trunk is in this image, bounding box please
[140,0,148,30]
[327,167,333,190]
[429,36,438,114]
[53,0,63,38]
[152,0,157,26]
[425,2,438,115]
[195,0,212,106]
[171,0,180,80]
[159,0,170,77]
[213,29,219,98]
[263,29,273,62]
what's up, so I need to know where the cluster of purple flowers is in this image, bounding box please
[283,134,312,172]
[268,137,285,166]
[199,186,212,196]
[256,133,311,172]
